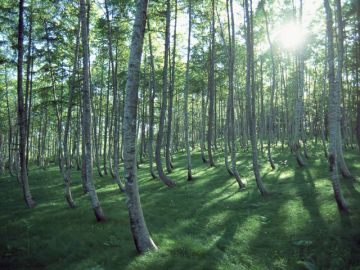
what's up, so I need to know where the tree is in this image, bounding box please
[324,0,348,212]
[183,0,193,180]
[155,0,176,187]
[105,0,125,191]
[244,0,268,196]
[165,0,178,174]
[226,0,245,189]
[334,0,352,178]
[122,0,158,253]
[147,18,157,179]
[62,14,80,209]
[80,0,105,221]
[262,4,276,170]
[17,0,35,208]
[207,0,216,167]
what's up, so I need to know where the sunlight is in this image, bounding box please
[275,22,306,50]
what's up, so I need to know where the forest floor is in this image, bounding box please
[1,145,360,270]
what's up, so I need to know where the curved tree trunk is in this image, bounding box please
[105,0,124,191]
[62,15,80,208]
[324,0,348,212]
[122,0,158,253]
[165,0,177,173]
[335,0,352,178]
[227,0,245,188]
[245,0,268,196]
[80,0,105,221]
[155,0,176,187]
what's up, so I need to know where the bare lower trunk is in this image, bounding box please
[123,0,158,253]
[207,0,216,167]
[324,0,348,212]
[80,0,105,221]
[335,0,352,178]
[17,0,35,208]
[263,7,276,170]
[155,0,176,187]
[245,0,267,196]
[147,24,157,179]
[184,0,192,180]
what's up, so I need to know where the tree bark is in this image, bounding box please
[80,0,105,221]
[183,0,192,180]
[105,0,125,191]
[334,0,352,178]
[263,7,276,169]
[165,0,178,173]
[155,0,176,187]
[62,16,80,209]
[245,0,268,196]
[147,20,157,179]
[122,0,158,253]
[207,0,216,167]
[227,0,245,189]
[17,0,35,208]
[324,0,348,212]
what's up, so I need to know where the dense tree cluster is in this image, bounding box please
[0,0,359,253]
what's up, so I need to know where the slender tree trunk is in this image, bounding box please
[103,61,111,175]
[245,0,268,196]
[165,0,177,173]
[80,0,105,221]
[139,55,147,163]
[227,0,245,189]
[324,0,348,212]
[263,7,276,169]
[17,0,35,208]
[155,0,176,187]
[122,0,158,253]
[183,0,192,180]
[290,2,306,167]
[207,0,216,167]
[62,16,80,208]
[5,68,14,176]
[25,5,33,170]
[200,75,208,163]
[334,0,352,178]
[147,19,157,179]
[105,0,125,191]
[321,52,329,158]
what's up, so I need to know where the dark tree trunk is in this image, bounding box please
[17,0,35,208]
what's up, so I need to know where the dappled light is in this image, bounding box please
[0,0,359,268]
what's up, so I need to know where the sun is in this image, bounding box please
[275,22,306,50]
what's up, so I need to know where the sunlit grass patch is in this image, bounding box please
[0,145,359,269]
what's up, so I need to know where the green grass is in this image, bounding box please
[1,145,360,269]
